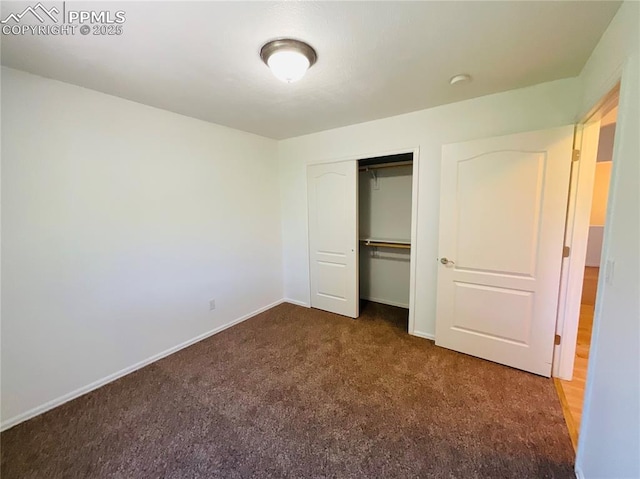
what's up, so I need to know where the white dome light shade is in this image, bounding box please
[260,39,317,83]
[267,50,310,83]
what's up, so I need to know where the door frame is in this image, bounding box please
[552,84,620,379]
[306,146,421,335]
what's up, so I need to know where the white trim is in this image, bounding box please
[284,298,310,308]
[411,330,435,341]
[579,67,623,122]
[553,120,600,379]
[306,145,421,167]
[407,148,420,335]
[0,299,286,432]
[361,297,409,309]
[576,66,629,473]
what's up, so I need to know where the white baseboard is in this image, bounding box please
[0,298,285,432]
[284,298,310,308]
[361,296,409,309]
[575,466,584,479]
[412,330,435,341]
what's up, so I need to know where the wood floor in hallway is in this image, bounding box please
[557,266,598,449]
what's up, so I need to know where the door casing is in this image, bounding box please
[553,84,620,379]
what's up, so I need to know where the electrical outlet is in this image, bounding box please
[209,299,216,311]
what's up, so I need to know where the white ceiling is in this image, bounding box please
[1,1,621,139]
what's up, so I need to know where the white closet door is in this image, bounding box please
[307,161,359,318]
[435,126,574,376]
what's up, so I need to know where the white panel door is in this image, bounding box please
[308,161,358,318]
[435,126,574,376]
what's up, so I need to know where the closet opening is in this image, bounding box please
[358,153,414,332]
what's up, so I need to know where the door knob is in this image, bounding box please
[440,257,455,265]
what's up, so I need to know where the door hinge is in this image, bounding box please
[563,246,570,258]
[572,149,581,162]
[555,334,562,345]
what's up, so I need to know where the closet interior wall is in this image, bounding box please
[359,161,413,309]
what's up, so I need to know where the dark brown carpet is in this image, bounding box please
[1,302,575,478]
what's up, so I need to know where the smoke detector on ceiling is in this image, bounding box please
[450,74,472,85]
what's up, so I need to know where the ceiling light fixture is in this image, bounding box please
[260,38,317,83]
[450,74,472,85]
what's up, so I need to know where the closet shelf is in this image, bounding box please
[359,238,411,250]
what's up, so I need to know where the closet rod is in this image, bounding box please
[358,160,413,171]
[360,240,411,250]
